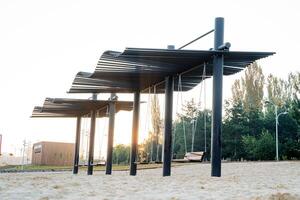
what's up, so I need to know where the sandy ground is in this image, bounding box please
[0,161,299,200]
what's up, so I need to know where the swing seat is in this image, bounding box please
[172,151,205,163]
[184,151,205,162]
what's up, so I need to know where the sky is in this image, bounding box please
[0,0,299,157]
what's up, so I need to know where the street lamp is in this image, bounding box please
[191,118,196,152]
[265,101,288,161]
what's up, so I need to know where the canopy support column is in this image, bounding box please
[87,110,96,175]
[73,116,81,174]
[106,93,116,175]
[163,76,173,176]
[130,91,140,176]
[87,94,97,175]
[211,17,224,177]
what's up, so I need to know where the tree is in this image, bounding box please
[222,63,265,160]
[264,72,300,160]
[255,131,276,160]
[242,62,265,112]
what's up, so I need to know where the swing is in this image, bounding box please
[172,62,208,163]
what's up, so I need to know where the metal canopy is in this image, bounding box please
[68,48,274,94]
[31,98,133,118]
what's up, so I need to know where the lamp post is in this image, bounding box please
[191,118,196,152]
[265,101,288,161]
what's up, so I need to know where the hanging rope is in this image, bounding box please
[99,108,108,160]
[172,76,181,158]
[154,85,161,162]
[83,113,90,165]
[80,114,87,162]
[203,63,207,152]
[144,87,153,162]
[178,75,188,154]
[191,62,207,152]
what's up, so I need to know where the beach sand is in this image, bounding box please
[0,161,299,200]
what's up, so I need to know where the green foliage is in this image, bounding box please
[281,138,300,160]
[242,131,275,160]
[256,131,276,160]
[223,65,300,161]
[242,135,257,160]
[112,144,130,165]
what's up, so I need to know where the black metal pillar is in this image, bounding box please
[87,94,97,175]
[87,110,96,175]
[211,17,224,177]
[130,91,140,176]
[106,93,116,175]
[73,116,81,174]
[163,76,173,176]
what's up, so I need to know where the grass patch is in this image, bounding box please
[0,162,188,173]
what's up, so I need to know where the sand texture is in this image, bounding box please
[0,161,299,200]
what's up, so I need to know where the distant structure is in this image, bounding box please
[32,141,74,166]
[0,134,2,155]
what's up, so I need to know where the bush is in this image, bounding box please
[242,131,275,160]
[242,135,257,160]
[282,138,300,160]
[256,131,275,160]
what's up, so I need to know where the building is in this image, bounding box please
[32,141,74,166]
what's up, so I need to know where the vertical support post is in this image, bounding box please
[211,17,224,177]
[163,76,174,176]
[130,91,140,176]
[73,116,81,174]
[106,93,116,175]
[87,94,97,175]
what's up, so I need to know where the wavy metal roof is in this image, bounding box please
[68,48,274,94]
[31,98,133,118]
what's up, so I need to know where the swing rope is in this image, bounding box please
[191,62,207,152]
[99,107,108,160]
[172,75,182,157]
[173,62,207,156]
[154,85,161,162]
[83,113,90,164]
[144,87,152,162]
[179,75,188,154]
[80,114,87,162]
